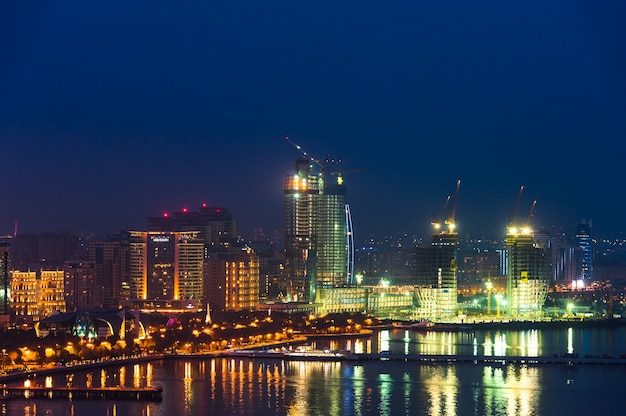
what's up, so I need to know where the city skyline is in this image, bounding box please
[2,2,626,240]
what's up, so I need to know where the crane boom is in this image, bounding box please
[449,179,461,223]
[525,200,537,227]
[285,136,324,168]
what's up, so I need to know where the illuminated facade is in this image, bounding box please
[128,231,204,302]
[40,270,66,315]
[10,271,38,316]
[414,230,459,319]
[505,228,550,317]
[316,176,348,289]
[224,247,260,311]
[283,156,349,303]
[205,247,260,312]
[284,156,321,302]
[10,270,66,318]
[316,285,414,315]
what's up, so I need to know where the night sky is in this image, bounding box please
[1,1,625,241]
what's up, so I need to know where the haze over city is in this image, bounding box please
[2,2,625,240]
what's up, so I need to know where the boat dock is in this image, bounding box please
[345,352,626,365]
[0,385,163,401]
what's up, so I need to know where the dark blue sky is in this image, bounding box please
[1,1,625,241]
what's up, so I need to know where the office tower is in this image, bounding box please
[283,154,350,303]
[534,230,581,284]
[505,227,550,316]
[147,205,258,311]
[128,231,204,301]
[575,220,593,281]
[316,174,348,289]
[64,260,100,311]
[0,237,10,317]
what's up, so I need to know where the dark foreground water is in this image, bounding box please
[4,326,626,415]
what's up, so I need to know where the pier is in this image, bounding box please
[0,385,163,401]
[345,352,626,366]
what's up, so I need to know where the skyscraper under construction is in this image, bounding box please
[414,181,461,319]
[283,142,352,303]
[505,226,550,317]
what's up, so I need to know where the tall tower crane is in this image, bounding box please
[432,195,451,231]
[285,136,351,185]
[508,186,536,235]
[445,179,461,233]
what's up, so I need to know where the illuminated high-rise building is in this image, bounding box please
[224,246,260,311]
[283,154,350,303]
[505,227,550,316]
[284,156,322,302]
[316,174,348,289]
[575,220,593,281]
[128,231,204,302]
[147,205,258,312]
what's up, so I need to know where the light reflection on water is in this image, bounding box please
[4,327,626,415]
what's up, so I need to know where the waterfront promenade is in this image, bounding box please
[2,319,626,386]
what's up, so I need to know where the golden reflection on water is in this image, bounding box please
[286,361,342,416]
[418,332,458,355]
[133,363,141,388]
[482,364,539,416]
[146,362,153,387]
[423,365,458,416]
[183,361,193,415]
[119,366,126,387]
